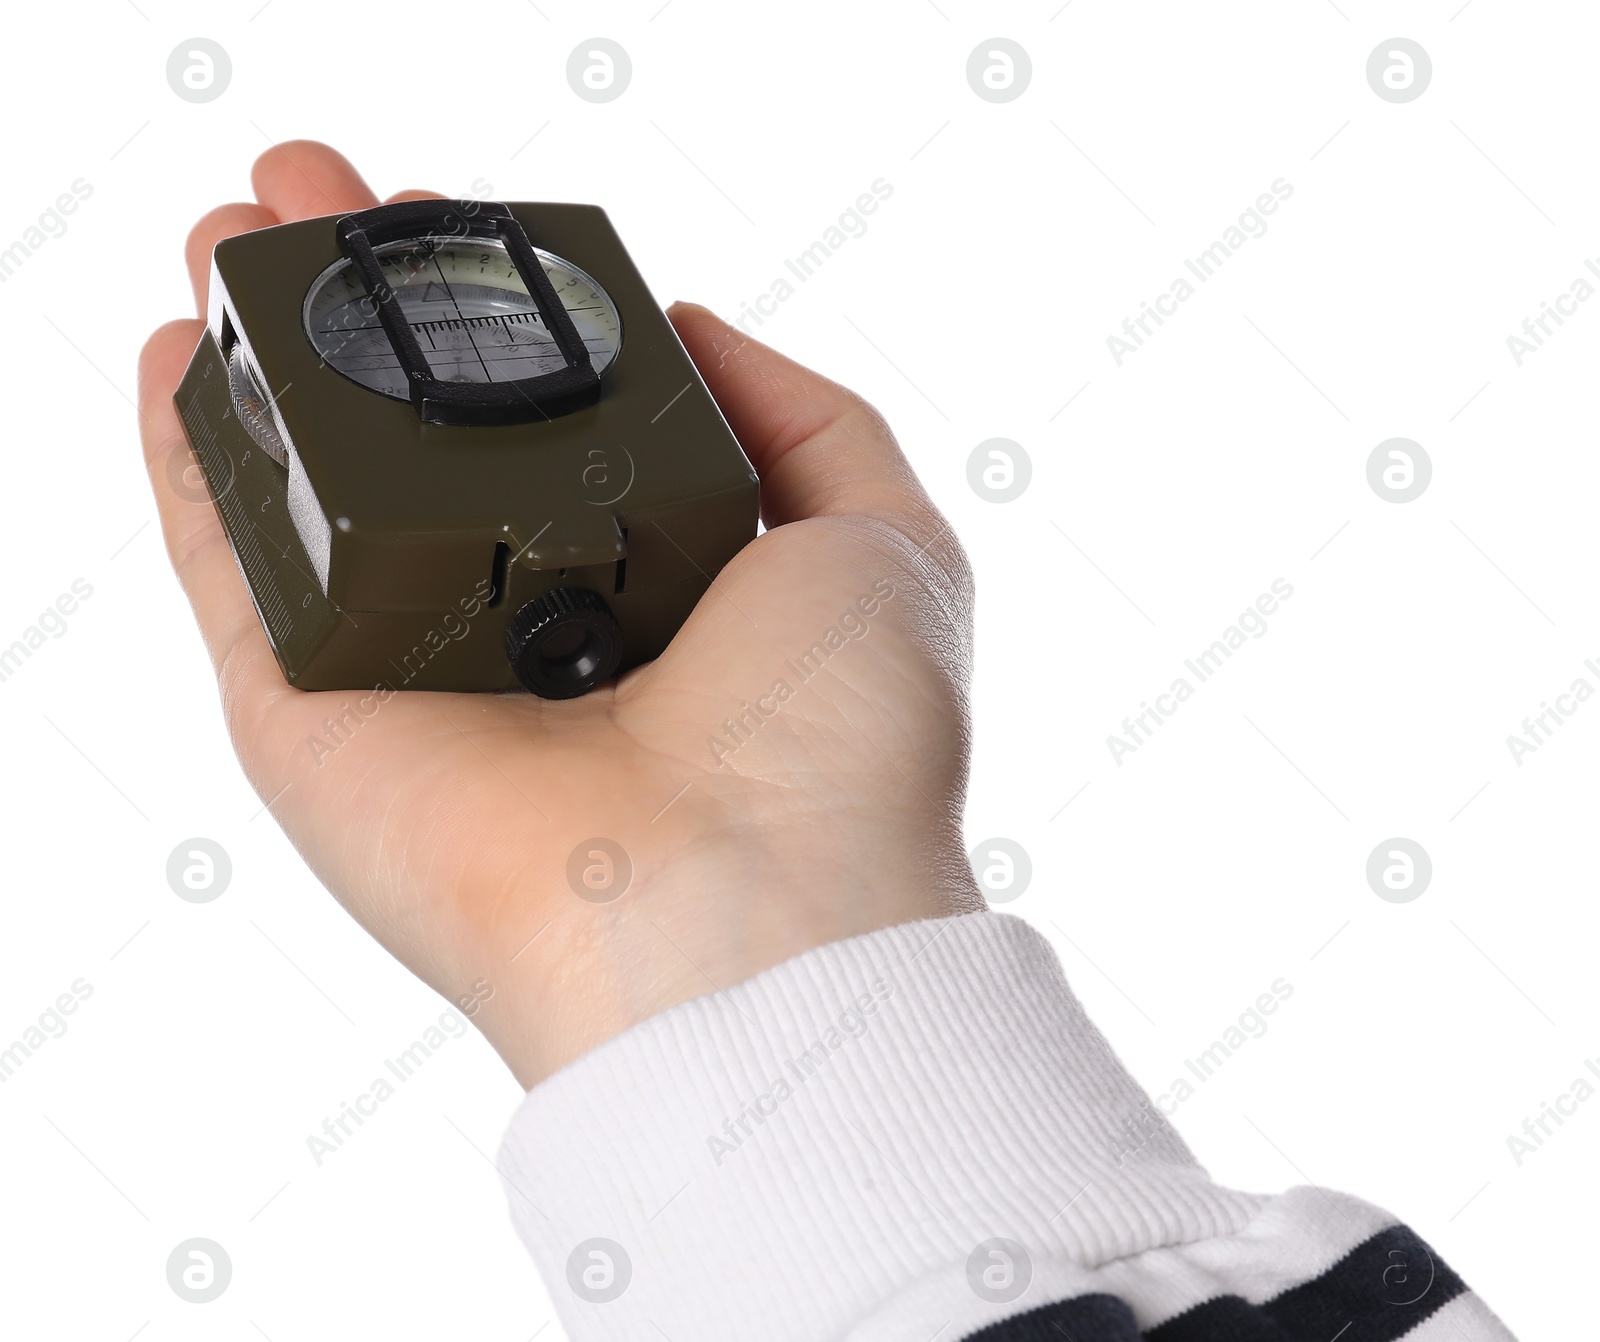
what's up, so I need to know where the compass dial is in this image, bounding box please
[303,238,621,402]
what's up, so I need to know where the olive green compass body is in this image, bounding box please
[174,197,758,697]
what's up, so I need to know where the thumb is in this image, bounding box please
[667,301,943,545]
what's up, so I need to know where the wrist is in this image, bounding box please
[469,815,981,1088]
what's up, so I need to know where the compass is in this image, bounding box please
[175,197,757,698]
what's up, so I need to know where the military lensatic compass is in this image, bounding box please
[175,197,757,698]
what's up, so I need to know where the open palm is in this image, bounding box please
[137,143,980,1084]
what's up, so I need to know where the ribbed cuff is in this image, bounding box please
[496,911,1266,1340]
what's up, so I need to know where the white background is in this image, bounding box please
[0,1,1592,1337]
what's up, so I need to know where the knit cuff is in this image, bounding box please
[496,910,1265,1340]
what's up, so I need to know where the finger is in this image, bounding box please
[185,202,279,318]
[666,301,937,536]
[382,189,448,204]
[251,139,380,223]
[137,319,290,715]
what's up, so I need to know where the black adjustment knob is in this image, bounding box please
[504,587,623,699]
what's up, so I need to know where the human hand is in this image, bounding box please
[137,142,981,1088]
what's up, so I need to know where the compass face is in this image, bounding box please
[302,238,621,402]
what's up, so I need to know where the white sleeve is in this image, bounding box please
[495,910,1515,1341]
